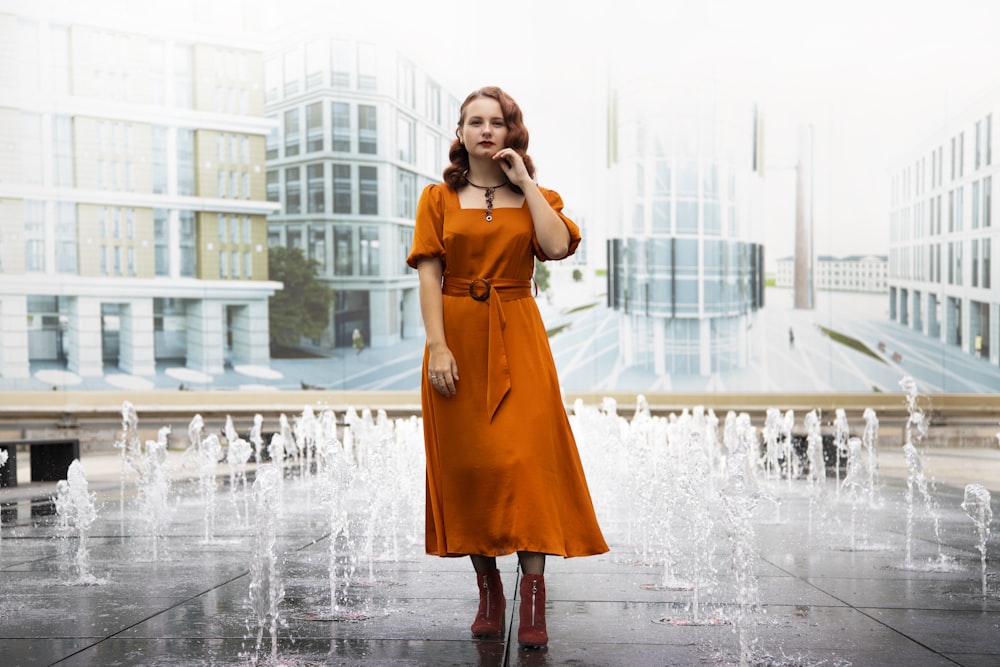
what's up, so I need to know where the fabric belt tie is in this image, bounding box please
[441,277,533,422]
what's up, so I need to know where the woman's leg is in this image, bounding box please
[470,554,497,573]
[516,551,545,575]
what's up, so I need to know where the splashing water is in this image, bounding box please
[841,437,868,550]
[115,401,140,528]
[54,460,100,584]
[803,410,825,536]
[719,413,762,666]
[247,464,285,663]
[833,409,850,499]
[862,408,880,507]
[132,426,173,560]
[961,484,992,597]
[899,377,945,568]
[0,448,7,544]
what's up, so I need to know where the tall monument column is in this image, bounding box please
[794,124,814,310]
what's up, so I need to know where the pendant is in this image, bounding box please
[484,187,495,222]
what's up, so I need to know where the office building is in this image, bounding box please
[0,0,278,381]
[888,87,997,363]
[264,24,459,349]
[775,254,888,293]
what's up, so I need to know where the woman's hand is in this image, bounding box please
[427,345,459,397]
[493,147,531,189]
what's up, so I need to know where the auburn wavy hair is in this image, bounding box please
[443,86,534,195]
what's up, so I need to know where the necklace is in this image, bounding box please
[464,171,509,222]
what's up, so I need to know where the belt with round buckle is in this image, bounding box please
[469,278,491,302]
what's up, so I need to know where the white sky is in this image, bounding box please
[275,0,1000,267]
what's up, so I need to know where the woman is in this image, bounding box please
[406,86,608,649]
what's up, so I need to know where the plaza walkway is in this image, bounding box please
[2,413,999,666]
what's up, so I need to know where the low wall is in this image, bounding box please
[0,390,997,452]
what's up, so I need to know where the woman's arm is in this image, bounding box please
[495,148,570,259]
[417,258,457,396]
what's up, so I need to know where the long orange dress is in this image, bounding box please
[406,182,609,559]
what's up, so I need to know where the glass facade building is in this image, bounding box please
[605,76,765,376]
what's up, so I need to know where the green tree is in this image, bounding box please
[267,246,334,347]
[534,259,550,292]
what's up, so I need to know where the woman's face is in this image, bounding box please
[457,97,508,159]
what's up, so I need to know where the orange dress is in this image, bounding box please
[406,182,609,559]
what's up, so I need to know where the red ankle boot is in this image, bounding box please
[518,573,548,648]
[471,568,506,638]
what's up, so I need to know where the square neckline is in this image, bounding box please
[447,185,527,212]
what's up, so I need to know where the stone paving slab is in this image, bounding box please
[1,434,1000,666]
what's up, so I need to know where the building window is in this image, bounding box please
[54,203,77,271]
[179,211,196,277]
[284,108,300,157]
[309,225,327,272]
[331,102,351,151]
[21,113,43,185]
[359,226,380,276]
[333,164,352,213]
[973,180,980,229]
[331,38,351,88]
[218,214,227,242]
[985,176,992,227]
[987,114,993,166]
[972,239,979,287]
[285,167,301,214]
[397,59,415,108]
[358,104,377,154]
[984,238,991,289]
[305,39,326,90]
[359,165,378,214]
[397,115,414,163]
[53,116,74,187]
[244,251,253,279]
[334,225,352,275]
[425,81,442,125]
[24,200,45,272]
[976,120,983,170]
[357,42,377,91]
[306,101,323,152]
[152,126,167,194]
[283,47,301,97]
[154,209,169,276]
[177,129,195,195]
[219,250,228,278]
[307,163,325,213]
[267,169,280,202]
[397,169,416,218]
[174,44,193,108]
[266,114,279,160]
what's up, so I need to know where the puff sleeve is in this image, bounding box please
[406,183,447,270]
[532,187,582,261]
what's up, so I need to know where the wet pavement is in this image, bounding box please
[1,408,1000,667]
